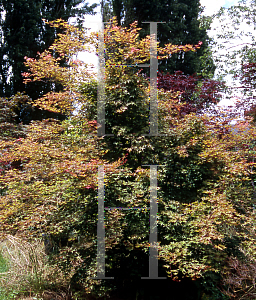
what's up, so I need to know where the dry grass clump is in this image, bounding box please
[221,256,256,300]
[0,234,73,299]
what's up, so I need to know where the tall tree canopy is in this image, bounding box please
[103,0,216,77]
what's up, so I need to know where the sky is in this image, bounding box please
[76,0,233,70]
[74,0,255,117]
[200,0,240,15]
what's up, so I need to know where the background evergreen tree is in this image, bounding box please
[106,0,216,77]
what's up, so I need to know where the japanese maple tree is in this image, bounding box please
[0,17,256,300]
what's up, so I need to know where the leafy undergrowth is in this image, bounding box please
[0,234,220,300]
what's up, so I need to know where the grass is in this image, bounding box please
[0,250,19,299]
[0,234,73,300]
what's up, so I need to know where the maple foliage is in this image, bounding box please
[0,19,125,243]
[0,17,256,300]
[23,19,96,115]
[157,70,225,115]
[77,18,256,298]
[0,114,128,238]
[155,112,256,279]
[211,4,256,296]
[101,18,203,66]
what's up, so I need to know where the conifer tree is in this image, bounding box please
[108,0,216,77]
